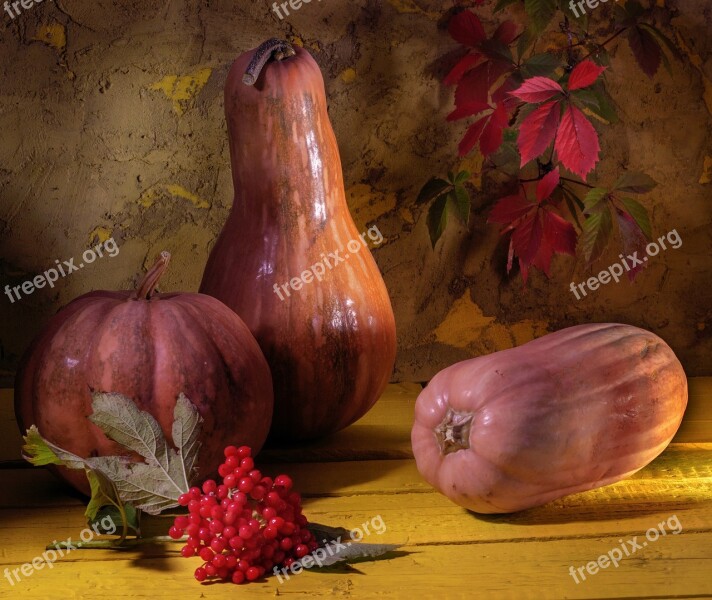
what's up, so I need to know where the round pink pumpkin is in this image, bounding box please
[15,252,274,495]
[411,323,688,514]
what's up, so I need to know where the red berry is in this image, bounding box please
[224,474,237,488]
[263,525,278,540]
[168,525,183,540]
[180,545,195,558]
[250,485,266,501]
[210,537,227,553]
[178,493,191,506]
[237,446,251,458]
[237,478,254,493]
[218,464,231,478]
[187,535,201,548]
[283,557,295,568]
[240,457,254,471]
[225,455,240,469]
[238,525,253,540]
[231,570,245,584]
[185,524,199,537]
[189,486,202,499]
[279,537,293,551]
[274,475,293,490]
[249,469,262,483]
[188,499,200,513]
[246,566,260,581]
[198,527,211,541]
[204,564,217,577]
[295,544,309,558]
[222,525,237,539]
[237,559,251,572]
[174,516,189,529]
[212,553,227,569]
[199,547,214,561]
[194,567,207,582]
[202,479,217,495]
[224,445,239,457]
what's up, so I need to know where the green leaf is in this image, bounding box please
[525,0,557,33]
[454,170,471,185]
[427,194,449,248]
[294,540,402,569]
[613,172,657,193]
[88,392,202,497]
[451,186,471,224]
[23,393,204,517]
[583,188,609,213]
[572,88,618,124]
[90,504,140,536]
[85,468,122,522]
[23,425,87,469]
[495,0,520,12]
[416,177,450,205]
[517,28,535,59]
[579,205,613,265]
[618,197,652,239]
[562,188,584,230]
[521,52,561,77]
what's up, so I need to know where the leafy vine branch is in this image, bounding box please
[420,0,680,284]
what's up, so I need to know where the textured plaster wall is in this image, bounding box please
[0,0,710,382]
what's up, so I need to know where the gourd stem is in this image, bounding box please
[243,38,296,86]
[434,408,474,455]
[134,251,170,300]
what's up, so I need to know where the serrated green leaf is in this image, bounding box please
[562,188,584,230]
[22,425,86,469]
[619,197,652,239]
[90,504,139,536]
[495,0,520,12]
[416,177,451,205]
[172,393,202,491]
[579,206,613,265]
[88,392,202,498]
[525,0,557,33]
[521,52,561,77]
[517,28,535,59]
[572,87,618,124]
[613,172,657,193]
[454,170,471,185]
[307,523,353,545]
[583,188,609,213]
[85,468,122,522]
[451,186,471,224]
[294,540,402,569]
[427,194,449,248]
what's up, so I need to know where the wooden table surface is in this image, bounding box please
[1,380,711,599]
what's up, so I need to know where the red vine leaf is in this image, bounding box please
[456,61,512,106]
[493,20,519,45]
[510,76,564,103]
[568,60,607,90]
[536,167,560,202]
[517,100,561,166]
[628,26,661,78]
[554,103,600,179]
[457,103,508,157]
[449,10,487,47]
[444,53,481,86]
[488,191,533,227]
[447,101,492,121]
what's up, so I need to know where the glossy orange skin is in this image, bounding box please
[15,291,274,495]
[200,45,397,441]
[411,323,688,514]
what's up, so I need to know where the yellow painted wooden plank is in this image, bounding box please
[0,535,710,599]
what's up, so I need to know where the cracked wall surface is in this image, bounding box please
[0,0,710,382]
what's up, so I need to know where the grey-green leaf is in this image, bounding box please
[619,197,652,239]
[427,194,449,248]
[172,393,202,489]
[416,178,451,206]
[613,172,657,194]
[295,541,402,569]
[451,186,471,224]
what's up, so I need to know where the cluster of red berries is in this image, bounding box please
[169,445,317,584]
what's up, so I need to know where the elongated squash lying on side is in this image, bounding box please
[411,323,688,513]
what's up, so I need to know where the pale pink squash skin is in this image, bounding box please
[411,323,688,514]
[15,280,274,495]
[200,44,396,441]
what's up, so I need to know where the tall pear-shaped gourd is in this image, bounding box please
[200,40,397,441]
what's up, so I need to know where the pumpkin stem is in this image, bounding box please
[134,251,170,300]
[243,38,296,86]
[434,408,473,455]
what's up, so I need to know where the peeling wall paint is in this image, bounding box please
[0,0,710,383]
